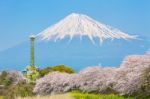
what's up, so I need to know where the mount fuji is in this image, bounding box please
[0,13,149,71]
[37,13,136,44]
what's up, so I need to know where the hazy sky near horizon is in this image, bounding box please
[0,0,150,51]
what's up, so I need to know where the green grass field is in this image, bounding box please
[0,96,4,99]
[14,91,135,99]
[70,91,133,99]
[16,94,73,99]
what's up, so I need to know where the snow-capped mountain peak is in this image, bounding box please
[37,13,137,44]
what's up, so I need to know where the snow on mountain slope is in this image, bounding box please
[37,13,137,44]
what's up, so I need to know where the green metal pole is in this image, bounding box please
[30,35,35,67]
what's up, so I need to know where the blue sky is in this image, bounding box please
[0,0,150,51]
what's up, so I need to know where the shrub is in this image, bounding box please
[0,71,24,86]
[2,81,35,99]
[39,67,52,77]
[0,71,8,85]
[39,64,75,77]
[0,71,7,79]
[25,66,39,83]
[51,65,75,74]
[0,71,31,99]
[3,78,12,86]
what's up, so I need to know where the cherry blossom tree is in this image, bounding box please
[33,72,79,94]
[33,52,150,96]
[78,66,116,93]
[113,53,150,95]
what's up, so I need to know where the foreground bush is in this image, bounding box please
[0,81,35,99]
[0,71,29,99]
[39,64,75,77]
[0,71,24,86]
[51,65,75,74]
